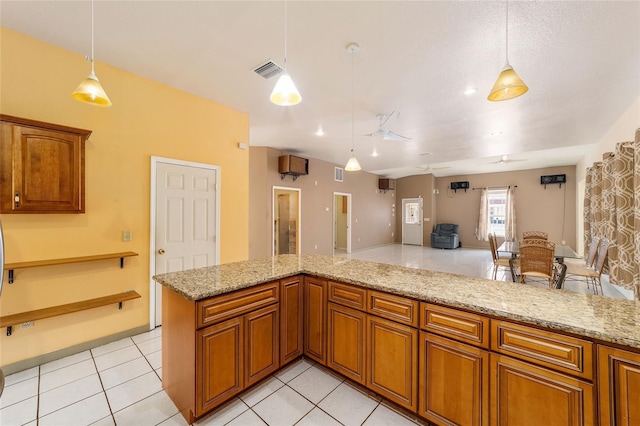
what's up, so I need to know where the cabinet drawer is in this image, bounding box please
[421,303,489,349]
[491,320,593,380]
[328,281,366,310]
[197,281,279,328]
[368,291,418,327]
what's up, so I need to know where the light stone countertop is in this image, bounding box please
[153,254,640,350]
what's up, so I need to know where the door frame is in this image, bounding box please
[333,192,352,254]
[149,156,220,328]
[272,186,301,256]
[401,197,423,246]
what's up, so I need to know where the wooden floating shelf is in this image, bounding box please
[3,251,139,283]
[0,290,141,336]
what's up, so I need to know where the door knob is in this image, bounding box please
[157,249,165,255]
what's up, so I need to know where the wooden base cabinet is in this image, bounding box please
[327,302,366,384]
[280,276,303,366]
[304,276,326,364]
[490,353,594,426]
[419,332,489,426]
[597,345,640,426]
[367,315,417,411]
[196,317,244,416]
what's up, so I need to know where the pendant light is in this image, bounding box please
[270,0,301,106]
[487,1,528,102]
[72,0,112,107]
[344,43,361,172]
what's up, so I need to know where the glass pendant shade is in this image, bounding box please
[487,64,528,102]
[72,70,112,107]
[270,73,301,106]
[345,150,361,171]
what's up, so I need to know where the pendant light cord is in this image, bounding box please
[505,0,509,65]
[283,0,288,71]
[91,0,95,73]
[351,47,355,152]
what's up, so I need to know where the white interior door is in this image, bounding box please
[402,198,423,246]
[152,158,219,326]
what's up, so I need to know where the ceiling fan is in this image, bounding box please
[486,154,526,164]
[416,164,451,174]
[365,111,412,142]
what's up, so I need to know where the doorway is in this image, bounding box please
[273,187,301,255]
[402,198,423,246]
[150,157,220,327]
[333,192,351,254]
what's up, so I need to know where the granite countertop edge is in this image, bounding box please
[153,254,640,350]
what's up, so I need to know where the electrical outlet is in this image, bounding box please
[122,230,132,242]
[314,244,318,250]
[21,321,34,328]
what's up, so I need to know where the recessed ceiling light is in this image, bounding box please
[372,149,379,157]
[314,127,324,136]
[464,88,478,96]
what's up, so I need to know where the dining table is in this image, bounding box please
[497,240,581,287]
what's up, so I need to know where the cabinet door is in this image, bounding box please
[420,332,489,426]
[196,317,244,417]
[304,276,326,364]
[367,315,417,411]
[491,353,594,426]
[327,302,366,384]
[280,276,303,366]
[245,304,279,387]
[598,345,640,426]
[1,118,89,213]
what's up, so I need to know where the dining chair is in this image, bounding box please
[488,233,517,280]
[518,238,557,288]
[565,238,609,295]
[522,231,549,240]
[564,236,600,270]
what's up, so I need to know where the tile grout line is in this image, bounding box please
[35,365,40,426]
[90,347,117,425]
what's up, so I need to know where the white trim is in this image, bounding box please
[149,156,220,329]
[333,192,352,254]
[272,186,302,256]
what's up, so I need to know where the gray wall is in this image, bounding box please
[249,147,396,259]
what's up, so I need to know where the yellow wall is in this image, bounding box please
[0,28,249,367]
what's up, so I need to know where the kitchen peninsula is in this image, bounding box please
[154,254,640,425]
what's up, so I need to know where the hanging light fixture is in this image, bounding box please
[487,1,528,102]
[72,0,111,107]
[270,0,301,106]
[345,43,361,172]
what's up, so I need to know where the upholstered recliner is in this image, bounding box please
[431,223,459,249]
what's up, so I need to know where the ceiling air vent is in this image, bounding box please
[253,60,283,79]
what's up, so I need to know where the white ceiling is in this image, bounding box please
[2,1,639,178]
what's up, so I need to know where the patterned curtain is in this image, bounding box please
[635,129,640,299]
[504,187,517,242]
[584,130,640,300]
[475,188,489,241]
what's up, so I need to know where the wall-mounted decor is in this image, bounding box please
[378,178,395,193]
[278,155,308,181]
[540,174,566,188]
[450,181,470,193]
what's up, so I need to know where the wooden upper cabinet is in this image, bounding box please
[0,115,91,213]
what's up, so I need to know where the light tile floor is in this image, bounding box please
[0,244,627,426]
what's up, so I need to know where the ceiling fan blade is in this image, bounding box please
[383,131,411,142]
[378,111,397,129]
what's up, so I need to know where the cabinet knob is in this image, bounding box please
[157,249,165,255]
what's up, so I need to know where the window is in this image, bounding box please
[405,202,420,224]
[488,189,507,237]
